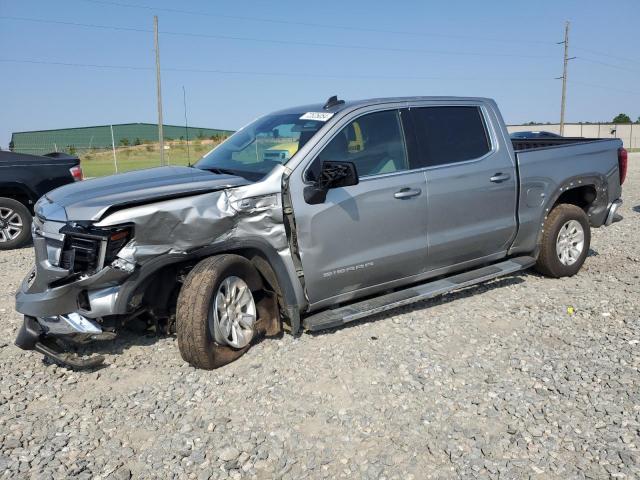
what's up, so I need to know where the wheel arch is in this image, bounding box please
[114,237,303,334]
[545,174,609,228]
[0,183,37,212]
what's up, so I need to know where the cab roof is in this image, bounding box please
[272,96,494,116]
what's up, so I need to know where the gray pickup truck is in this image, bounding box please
[14,96,627,369]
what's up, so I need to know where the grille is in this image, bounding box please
[59,235,103,273]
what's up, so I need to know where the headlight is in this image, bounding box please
[59,224,133,274]
[233,194,278,212]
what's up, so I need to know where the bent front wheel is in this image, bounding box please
[176,254,263,369]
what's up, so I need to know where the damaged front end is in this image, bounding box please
[14,217,138,367]
[14,166,299,369]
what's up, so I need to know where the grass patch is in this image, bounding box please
[80,139,224,178]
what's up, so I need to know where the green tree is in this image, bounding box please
[612,113,631,123]
[119,137,130,147]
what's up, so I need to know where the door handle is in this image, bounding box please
[394,188,421,199]
[490,173,511,183]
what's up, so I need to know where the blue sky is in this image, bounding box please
[1,0,638,148]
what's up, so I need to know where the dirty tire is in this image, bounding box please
[176,254,262,369]
[0,197,31,250]
[535,203,591,278]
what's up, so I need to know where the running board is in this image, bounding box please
[303,256,535,332]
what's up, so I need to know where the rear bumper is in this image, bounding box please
[605,199,623,226]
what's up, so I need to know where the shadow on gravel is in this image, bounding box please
[587,248,599,257]
[633,205,640,213]
[41,325,283,371]
[39,330,166,371]
[308,272,528,336]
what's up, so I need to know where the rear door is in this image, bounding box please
[289,108,428,306]
[409,104,517,271]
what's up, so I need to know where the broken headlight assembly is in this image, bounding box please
[59,224,134,274]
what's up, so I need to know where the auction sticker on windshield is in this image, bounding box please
[300,112,334,122]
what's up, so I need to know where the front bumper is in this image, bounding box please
[15,217,133,319]
[14,216,136,367]
[15,266,128,319]
[15,315,110,369]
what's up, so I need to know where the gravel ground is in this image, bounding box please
[1,156,639,480]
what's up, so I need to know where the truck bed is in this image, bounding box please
[508,136,622,256]
[511,137,610,152]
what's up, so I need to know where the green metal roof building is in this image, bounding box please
[10,123,235,155]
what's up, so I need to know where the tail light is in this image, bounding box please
[69,165,83,182]
[618,147,627,186]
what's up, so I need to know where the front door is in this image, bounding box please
[289,109,428,305]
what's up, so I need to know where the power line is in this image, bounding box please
[0,16,553,59]
[72,0,553,46]
[567,80,640,97]
[6,58,640,97]
[576,57,640,74]
[573,47,640,66]
[0,58,522,81]
[5,16,638,74]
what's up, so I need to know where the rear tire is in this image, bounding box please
[0,197,31,250]
[535,203,591,278]
[176,254,263,369]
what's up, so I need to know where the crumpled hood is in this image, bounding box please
[37,166,249,222]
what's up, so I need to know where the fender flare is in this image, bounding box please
[540,173,609,229]
[0,182,37,205]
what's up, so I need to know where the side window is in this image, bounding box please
[308,110,408,180]
[412,107,491,166]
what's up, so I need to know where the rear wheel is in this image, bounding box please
[535,203,591,278]
[0,197,31,250]
[176,254,263,369]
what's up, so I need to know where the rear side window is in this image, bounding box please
[411,107,491,166]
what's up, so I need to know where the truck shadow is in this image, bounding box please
[308,273,528,336]
[40,330,167,371]
[41,322,279,372]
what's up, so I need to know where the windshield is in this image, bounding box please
[195,113,326,181]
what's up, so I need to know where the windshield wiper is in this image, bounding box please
[201,167,240,176]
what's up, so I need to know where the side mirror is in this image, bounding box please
[304,161,359,205]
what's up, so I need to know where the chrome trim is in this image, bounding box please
[97,239,108,271]
[82,286,120,318]
[605,199,623,226]
[39,312,102,336]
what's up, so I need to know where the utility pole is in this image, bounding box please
[557,21,575,136]
[154,15,165,166]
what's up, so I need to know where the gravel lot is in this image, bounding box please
[1,156,639,480]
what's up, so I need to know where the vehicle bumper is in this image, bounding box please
[15,218,133,319]
[14,217,134,368]
[15,315,112,369]
[605,199,623,226]
[15,312,111,349]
